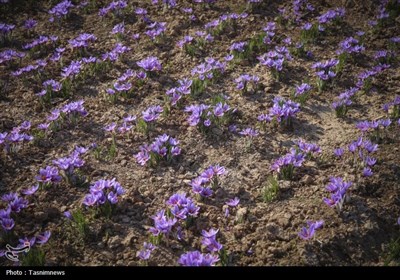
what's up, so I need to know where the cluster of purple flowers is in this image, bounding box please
[49,0,74,22]
[24,19,37,30]
[318,8,345,25]
[82,178,125,207]
[312,58,339,81]
[294,83,311,98]
[166,192,200,220]
[0,49,25,64]
[291,0,314,22]
[0,121,33,154]
[383,95,400,119]
[258,51,285,73]
[191,57,226,81]
[36,166,62,186]
[332,87,358,117]
[373,50,394,64]
[376,0,391,21]
[166,78,192,106]
[135,134,181,166]
[189,165,226,198]
[137,56,162,73]
[201,228,223,253]
[11,59,47,77]
[49,47,65,62]
[145,22,167,41]
[61,100,88,121]
[136,242,156,261]
[356,64,390,91]
[323,177,352,211]
[337,37,365,55]
[296,139,321,157]
[148,209,177,237]
[0,22,14,33]
[271,148,305,179]
[356,119,392,134]
[239,127,259,138]
[335,137,378,177]
[177,35,194,49]
[141,105,163,123]
[262,22,276,44]
[15,231,51,253]
[184,102,232,128]
[111,23,125,35]
[101,43,131,62]
[234,74,259,92]
[68,33,96,50]
[298,220,323,240]
[99,0,127,17]
[42,100,87,131]
[224,197,240,217]
[23,35,58,50]
[258,96,300,126]
[0,192,29,231]
[178,251,219,266]
[204,13,247,34]
[61,60,82,79]
[230,41,248,53]
[152,0,177,8]
[53,146,87,177]
[36,79,62,100]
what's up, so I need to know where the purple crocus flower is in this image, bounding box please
[142,105,163,122]
[1,192,18,202]
[1,218,15,231]
[0,208,11,220]
[201,228,219,239]
[19,237,36,248]
[9,197,29,213]
[82,193,98,206]
[239,128,259,137]
[226,197,240,207]
[362,167,373,177]
[201,236,223,252]
[35,166,62,184]
[21,184,39,196]
[137,242,156,261]
[107,191,118,204]
[137,56,162,72]
[178,251,219,266]
[298,220,324,240]
[24,18,37,29]
[334,148,344,158]
[63,211,72,219]
[36,231,51,245]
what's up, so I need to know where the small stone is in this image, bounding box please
[301,175,313,185]
[277,217,291,229]
[122,231,136,247]
[101,251,114,260]
[120,159,127,166]
[123,252,131,260]
[235,207,248,223]
[108,236,121,249]
[60,206,67,213]
[211,128,223,136]
[233,224,246,239]
[35,211,48,222]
